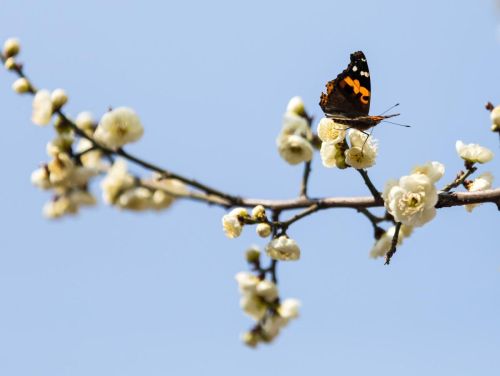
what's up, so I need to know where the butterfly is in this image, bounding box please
[319,51,399,131]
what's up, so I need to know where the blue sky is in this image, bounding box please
[1,1,499,375]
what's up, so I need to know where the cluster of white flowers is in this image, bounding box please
[222,205,273,239]
[383,161,445,227]
[453,141,494,212]
[94,107,144,149]
[235,253,300,348]
[370,224,413,259]
[30,127,101,218]
[276,97,314,165]
[101,159,186,211]
[317,118,378,169]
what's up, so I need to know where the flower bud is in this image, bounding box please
[51,88,68,110]
[12,77,30,94]
[32,90,54,126]
[256,223,272,238]
[4,57,16,70]
[75,111,95,135]
[491,105,500,132]
[251,204,266,220]
[241,331,260,348]
[3,38,20,58]
[245,246,261,263]
[286,96,306,116]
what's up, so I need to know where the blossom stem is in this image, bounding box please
[384,222,402,265]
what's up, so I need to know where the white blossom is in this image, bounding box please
[47,152,75,185]
[261,315,288,340]
[75,111,95,135]
[76,139,105,170]
[94,107,144,149]
[46,134,74,157]
[222,207,248,238]
[278,298,301,320]
[320,142,346,168]
[31,90,53,126]
[455,140,494,164]
[266,235,301,261]
[240,294,267,321]
[317,117,346,144]
[256,280,278,302]
[43,196,77,219]
[43,190,96,219]
[344,129,377,169]
[279,112,311,140]
[286,96,305,116]
[50,88,68,109]
[464,172,494,212]
[235,272,260,294]
[277,134,313,165]
[68,190,96,207]
[116,187,152,211]
[69,166,99,187]
[412,161,445,183]
[383,172,438,227]
[31,166,51,190]
[101,159,135,204]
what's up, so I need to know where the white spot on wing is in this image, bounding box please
[352,66,358,72]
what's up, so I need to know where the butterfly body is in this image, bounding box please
[319,51,398,131]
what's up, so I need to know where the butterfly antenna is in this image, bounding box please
[379,103,400,116]
[383,120,411,128]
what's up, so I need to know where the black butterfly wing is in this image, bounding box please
[319,51,372,118]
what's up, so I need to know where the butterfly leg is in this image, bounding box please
[360,128,374,156]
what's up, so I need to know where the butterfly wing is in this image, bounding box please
[319,51,372,118]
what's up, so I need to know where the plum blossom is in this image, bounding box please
[455,140,493,164]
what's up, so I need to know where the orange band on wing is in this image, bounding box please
[343,77,370,104]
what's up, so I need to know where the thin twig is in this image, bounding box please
[280,203,321,231]
[299,113,314,198]
[357,207,387,239]
[384,222,402,265]
[299,161,312,198]
[442,165,477,192]
[356,169,383,203]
